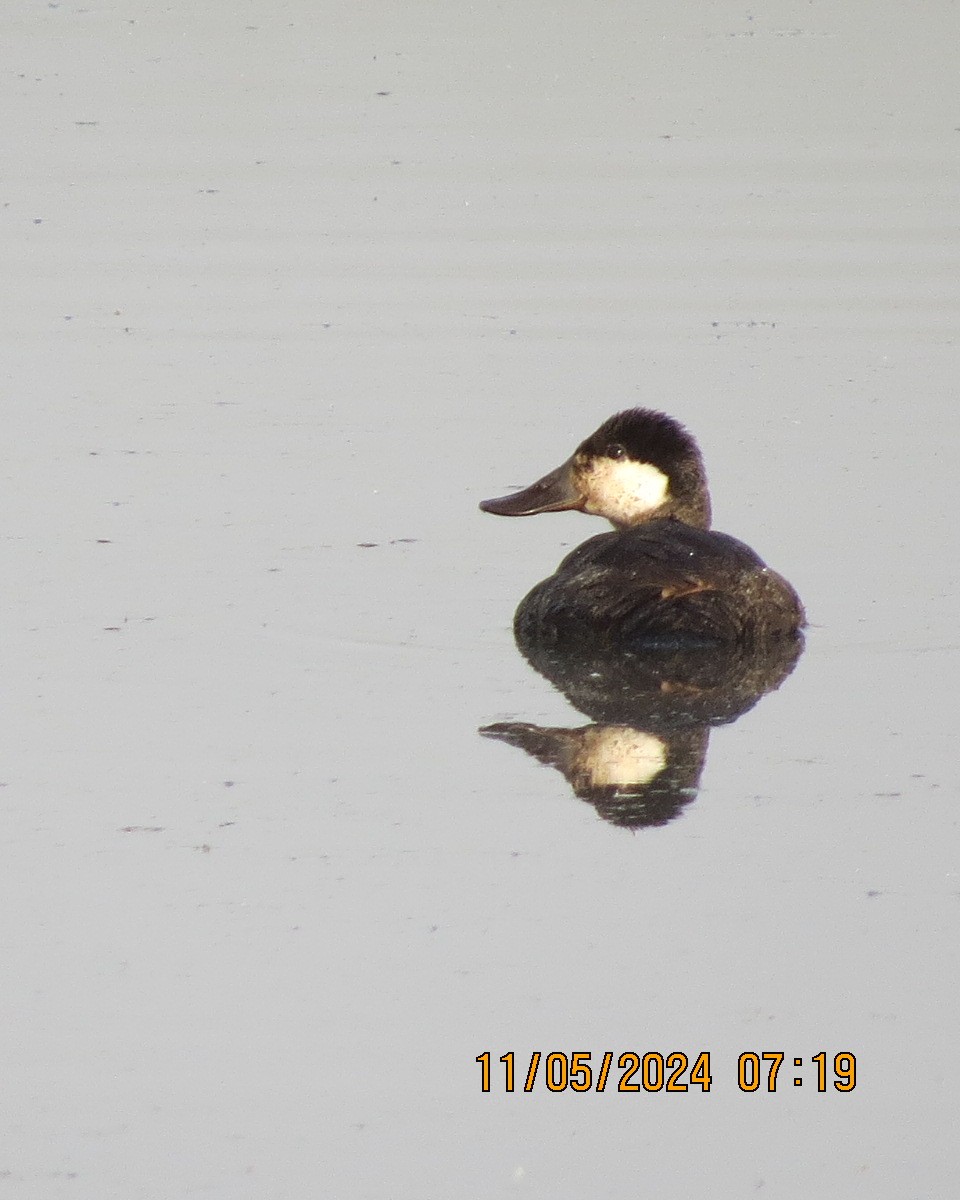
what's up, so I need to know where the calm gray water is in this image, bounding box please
[2,2,958,1197]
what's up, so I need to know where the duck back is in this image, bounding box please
[515,520,804,650]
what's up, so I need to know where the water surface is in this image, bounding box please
[1,2,957,1197]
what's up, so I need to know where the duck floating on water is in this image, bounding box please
[480,408,804,649]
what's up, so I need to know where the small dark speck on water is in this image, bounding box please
[33,218,43,224]
[866,890,883,898]
[376,90,391,96]
[223,781,236,788]
[390,537,418,544]
[96,539,112,544]
[358,542,378,548]
[119,825,164,833]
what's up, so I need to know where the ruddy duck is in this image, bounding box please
[480,408,804,647]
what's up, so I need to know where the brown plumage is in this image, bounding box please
[480,408,804,649]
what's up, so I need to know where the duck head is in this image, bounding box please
[480,408,711,530]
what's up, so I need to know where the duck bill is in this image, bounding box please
[479,458,582,517]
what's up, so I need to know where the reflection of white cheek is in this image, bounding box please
[579,729,667,788]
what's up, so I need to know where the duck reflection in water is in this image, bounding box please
[479,409,805,830]
[481,635,802,829]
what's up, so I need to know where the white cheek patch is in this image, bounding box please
[582,459,670,525]
[575,728,667,789]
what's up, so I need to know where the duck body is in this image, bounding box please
[481,407,805,649]
[514,519,803,650]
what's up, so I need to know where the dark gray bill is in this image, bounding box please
[479,458,581,517]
